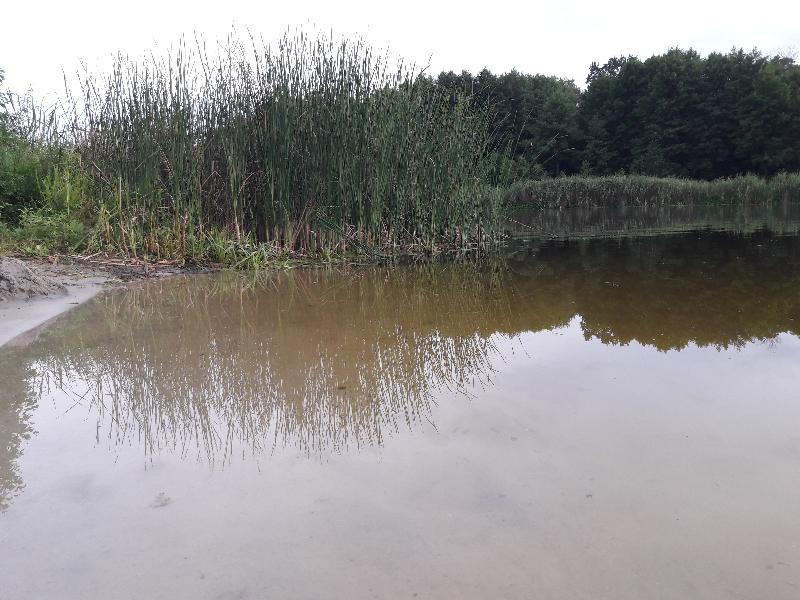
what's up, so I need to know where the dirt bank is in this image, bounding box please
[0,256,197,348]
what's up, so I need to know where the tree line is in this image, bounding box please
[431,47,800,180]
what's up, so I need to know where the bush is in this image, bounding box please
[10,210,88,257]
[0,134,45,223]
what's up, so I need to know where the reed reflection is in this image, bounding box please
[18,265,511,468]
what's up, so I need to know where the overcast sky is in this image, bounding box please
[2,0,798,98]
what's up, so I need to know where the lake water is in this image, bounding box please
[2,213,800,599]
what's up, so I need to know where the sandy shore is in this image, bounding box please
[0,256,192,348]
[0,278,106,347]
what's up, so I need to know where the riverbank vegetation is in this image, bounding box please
[1,40,800,265]
[1,34,505,262]
[510,173,800,208]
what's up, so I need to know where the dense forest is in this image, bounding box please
[433,48,800,179]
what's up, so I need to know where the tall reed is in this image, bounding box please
[70,31,504,260]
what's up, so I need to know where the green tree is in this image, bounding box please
[579,48,800,178]
[436,69,581,176]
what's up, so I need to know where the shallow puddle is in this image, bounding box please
[1,228,800,599]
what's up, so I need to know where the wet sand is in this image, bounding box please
[0,279,106,347]
[0,257,192,348]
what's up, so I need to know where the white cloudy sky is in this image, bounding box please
[2,0,798,97]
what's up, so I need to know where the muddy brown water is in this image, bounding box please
[1,224,800,599]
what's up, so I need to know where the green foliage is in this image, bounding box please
[434,49,800,181]
[0,221,10,252]
[579,49,800,178]
[38,154,92,219]
[0,133,46,224]
[12,156,94,255]
[4,42,800,265]
[0,68,69,226]
[435,69,582,177]
[10,209,87,257]
[0,67,94,255]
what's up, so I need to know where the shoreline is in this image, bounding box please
[0,281,106,348]
[0,257,193,349]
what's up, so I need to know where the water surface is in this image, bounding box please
[1,225,799,599]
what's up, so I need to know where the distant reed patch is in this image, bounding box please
[510,173,800,208]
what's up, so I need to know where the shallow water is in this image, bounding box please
[1,226,800,599]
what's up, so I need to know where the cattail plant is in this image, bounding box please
[69,31,505,260]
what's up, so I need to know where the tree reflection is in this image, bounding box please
[512,230,800,350]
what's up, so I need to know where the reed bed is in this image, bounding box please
[510,173,800,208]
[68,31,503,261]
